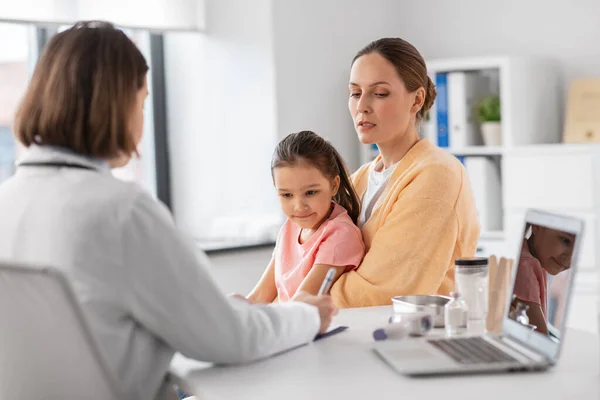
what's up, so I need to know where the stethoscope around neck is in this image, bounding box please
[17,161,99,171]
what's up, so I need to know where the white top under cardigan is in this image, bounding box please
[358,159,399,226]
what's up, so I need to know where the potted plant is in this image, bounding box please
[477,95,502,146]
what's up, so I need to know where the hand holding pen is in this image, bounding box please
[294,268,339,333]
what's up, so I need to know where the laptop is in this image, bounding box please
[373,209,584,375]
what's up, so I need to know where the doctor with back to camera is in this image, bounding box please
[0,21,336,400]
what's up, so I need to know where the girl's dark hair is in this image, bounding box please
[352,37,436,120]
[271,131,361,224]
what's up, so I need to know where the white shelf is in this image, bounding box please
[506,143,600,156]
[427,56,511,73]
[447,146,504,156]
[479,230,505,240]
[427,56,561,148]
[446,143,600,157]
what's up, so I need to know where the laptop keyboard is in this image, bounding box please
[428,337,519,365]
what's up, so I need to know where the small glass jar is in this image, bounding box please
[455,257,489,329]
[445,291,468,336]
[509,302,530,326]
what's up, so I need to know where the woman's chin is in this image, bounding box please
[357,132,377,145]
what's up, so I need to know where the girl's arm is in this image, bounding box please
[293,264,347,297]
[247,257,278,304]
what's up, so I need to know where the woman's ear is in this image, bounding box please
[332,175,341,196]
[411,87,426,115]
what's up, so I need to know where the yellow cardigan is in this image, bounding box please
[330,138,480,308]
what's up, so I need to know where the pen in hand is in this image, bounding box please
[317,267,337,296]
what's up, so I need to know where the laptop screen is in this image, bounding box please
[509,222,577,341]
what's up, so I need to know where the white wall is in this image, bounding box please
[0,23,30,63]
[0,0,73,24]
[389,0,600,129]
[77,0,204,30]
[164,0,281,241]
[208,247,272,295]
[272,0,409,171]
[0,0,205,30]
[165,0,600,241]
[165,0,413,240]
[398,0,600,83]
[272,0,600,170]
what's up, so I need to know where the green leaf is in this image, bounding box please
[477,95,501,122]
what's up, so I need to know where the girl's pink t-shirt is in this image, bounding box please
[274,203,365,302]
[513,239,548,316]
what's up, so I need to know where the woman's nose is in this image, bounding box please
[356,95,371,114]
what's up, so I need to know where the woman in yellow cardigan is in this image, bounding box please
[330,38,480,308]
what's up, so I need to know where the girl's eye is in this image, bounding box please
[350,92,361,98]
[306,190,318,196]
[374,93,389,97]
[560,236,572,246]
[280,193,292,198]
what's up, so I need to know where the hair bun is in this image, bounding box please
[419,76,437,119]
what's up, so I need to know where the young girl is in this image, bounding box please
[247,131,365,303]
[512,224,575,335]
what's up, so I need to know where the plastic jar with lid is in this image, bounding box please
[455,257,489,330]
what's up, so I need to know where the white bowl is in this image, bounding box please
[391,295,451,328]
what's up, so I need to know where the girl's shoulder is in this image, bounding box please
[518,241,546,281]
[321,204,363,241]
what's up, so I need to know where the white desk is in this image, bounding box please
[170,306,600,400]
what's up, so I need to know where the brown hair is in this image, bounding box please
[352,38,436,120]
[271,131,361,224]
[13,21,148,158]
